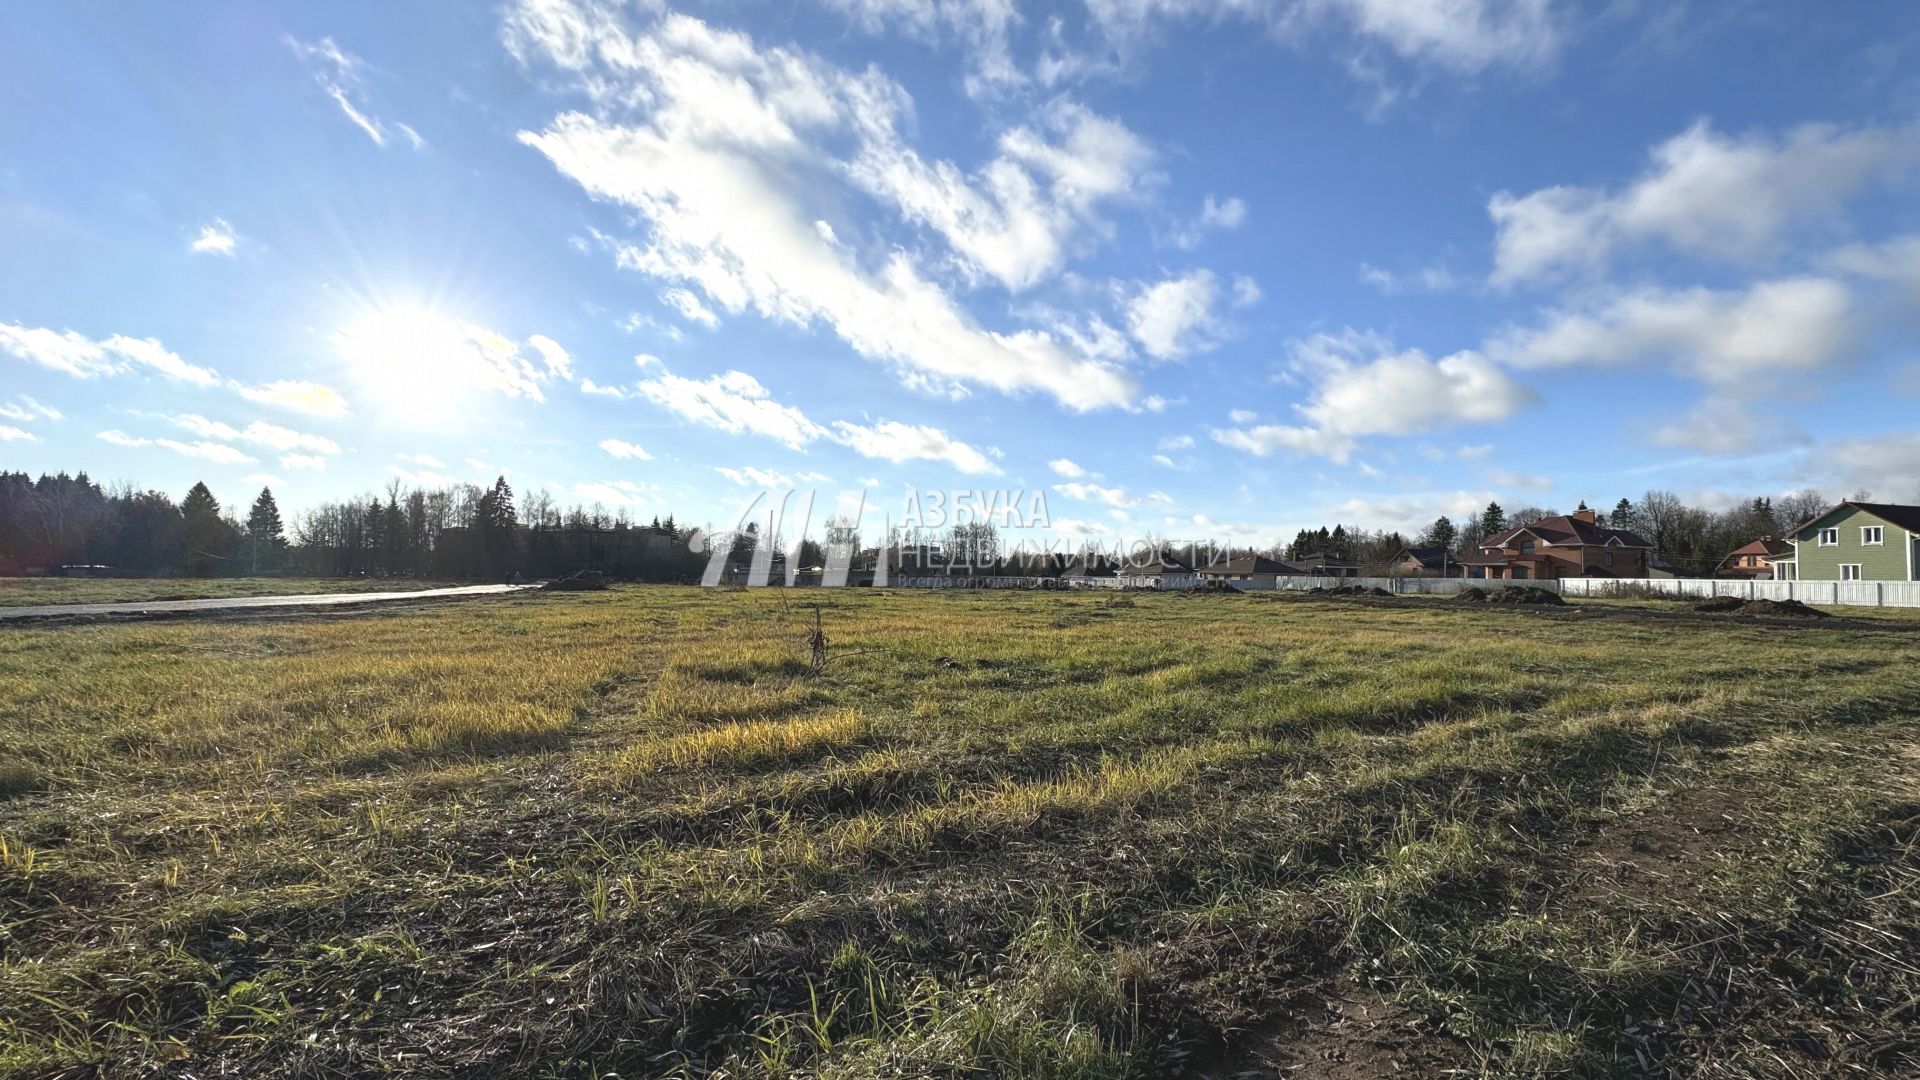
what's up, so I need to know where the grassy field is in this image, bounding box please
[0,576,469,608]
[2,588,1917,1078]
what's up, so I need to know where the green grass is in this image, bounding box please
[0,575,468,607]
[1,587,1916,1077]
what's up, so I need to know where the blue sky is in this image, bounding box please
[4,0,1920,546]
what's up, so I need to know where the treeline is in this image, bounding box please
[0,470,708,581]
[1285,489,1837,576]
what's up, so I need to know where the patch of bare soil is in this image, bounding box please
[1694,595,1829,619]
[1569,785,1758,907]
[1207,983,1469,1079]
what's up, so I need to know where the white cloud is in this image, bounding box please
[1230,274,1262,308]
[580,378,627,398]
[154,438,257,465]
[662,288,719,327]
[280,453,327,471]
[0,396,60,423]
[1650,399,1798,455]
[1227,408,1257,424]
[1052,480,1138,508]
[334,313,566,403]
[1489,118,1920,285]
[599,437,653,460]
[390,465,458,487]
[168,414,340,455]
[1825,232,1920,297]
[1049,457,1087,478]
[1125,269,1226,359]
[1304,0,1563,74]
[287,36,422,150]
[1489,277,1858,384]
[1170,195,1247,249]
[851,97,1154,290]
[831,419,1000,474]
[575,479,649,506]
[1820,432,1920,500]
[525,334,575,379]
[507,5,1139,410]
[397,453,445,468]
[1156,434,1194,451]
[636,369,828,449]
[96,426,279,465]
[1212,329,1537,462]
[1327,488,1503,534]
[1485,469,1552,492]
[0,425,35,442]
[1084,0,1563,85]
[0,323,219,386]
[715,465,793,487]
[1359,261,1459,295]
[633,364,998,472]
[190,219,238,256]
[235,379,350,417]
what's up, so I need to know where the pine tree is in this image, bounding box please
[485,477,516,531]
[181,482,224,577]
[1610,498,1633,530]
[1479,501,1506,540]
[244,487,285,574]
[1421,515,1457,552]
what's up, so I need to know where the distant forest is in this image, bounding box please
[1284,490,1838,578]
[0,470,708,581]
[0,466,1865,581]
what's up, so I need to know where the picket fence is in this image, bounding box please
[1229,574,1920,609]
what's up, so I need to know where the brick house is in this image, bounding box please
[1388,546,1463,577]
[1714,537,1792,579]
[1456,508,1654,581]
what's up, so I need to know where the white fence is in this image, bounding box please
[1235,575,1547,595]
[1560,577,1920,609]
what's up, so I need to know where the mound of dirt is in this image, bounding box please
[1691,596,1830,618]
[1307,585,1396,598]
[1454,587,1489,602]
[542,570,612,591]
[1738,598,1830,619]
[1487,586,1567,606]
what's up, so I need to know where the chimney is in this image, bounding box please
[1571,507,1597,525]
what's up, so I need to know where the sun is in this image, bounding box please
[334,306,485,425]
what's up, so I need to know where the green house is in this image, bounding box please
[1774,502,1920,581]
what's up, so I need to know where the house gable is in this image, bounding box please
[1789,503,1918,581]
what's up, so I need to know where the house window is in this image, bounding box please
[1819,528,1839,546]
[1841,564,1863,582]
[1604,550,1614,566]
[1519,541,1535,555]
[1861,526,1884,545]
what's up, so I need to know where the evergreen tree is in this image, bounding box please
[1478,501,1506,540]
[1420,515,1457,552]
[1329,524,1349,558]
[244,487,285,573]
[180,482,227,577]
[484,476,516,531]
[1610,498,1633,530]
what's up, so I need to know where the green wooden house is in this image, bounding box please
[1774,502,1920,581]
